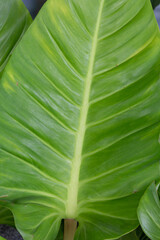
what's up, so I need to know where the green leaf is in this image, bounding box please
[118,227,150,240]
[0,0,32,77]
[138,182,160,240]
[0,237,6,240]
[0,0,160,239]
[0,0,32,227]
[118,230,139,240]
[151,0,160,9]
[0,206,14,227]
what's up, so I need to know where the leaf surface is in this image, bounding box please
[0,0,32,77]
[0,207,14,227]
[138,182,160,240]
[0,0,32,227]
[0,0,160,239]
[118,227,150,240]
[118,230,139,240]
[0,237,6,240]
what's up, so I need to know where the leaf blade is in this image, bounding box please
[0,0,32,227]
[0,0,32,77]
[0,0,160,239]
[138,182,160,240]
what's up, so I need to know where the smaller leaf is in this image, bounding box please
[0,206,14,226]
[118,230,139,240]
[0,0,32,77]
[0,237,6,240]
[0,0,32,227]
[118,227,150,240]
[137,182,160,240]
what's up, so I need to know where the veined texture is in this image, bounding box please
[0,0,160,239]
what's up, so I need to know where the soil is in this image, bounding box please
[0,225,23,240]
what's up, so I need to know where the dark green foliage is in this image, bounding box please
[151,0,160,9]
[136,227,150,240]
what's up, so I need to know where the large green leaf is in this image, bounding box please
[0,0,32,77]
[0,0,32,227]
[0,0,160,239]
[138,182,160,240]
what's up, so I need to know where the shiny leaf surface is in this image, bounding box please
[0,0,160,239]
[0,0,32,227]
[138,182,160,240]
[0,0,32,77]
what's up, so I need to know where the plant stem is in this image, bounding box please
[63,219,77,240]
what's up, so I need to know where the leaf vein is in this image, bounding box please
[0,148,67,188]
[42,19,84,81]
[20,84,76,135]
[83,121,160,158]
[6,113,71,163]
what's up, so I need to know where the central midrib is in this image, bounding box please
[66,0,105,218]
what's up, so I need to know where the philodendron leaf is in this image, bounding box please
[138,182,160,240]
[0,0,32,77]
[0,0,160,239]
[0,0,32,227]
